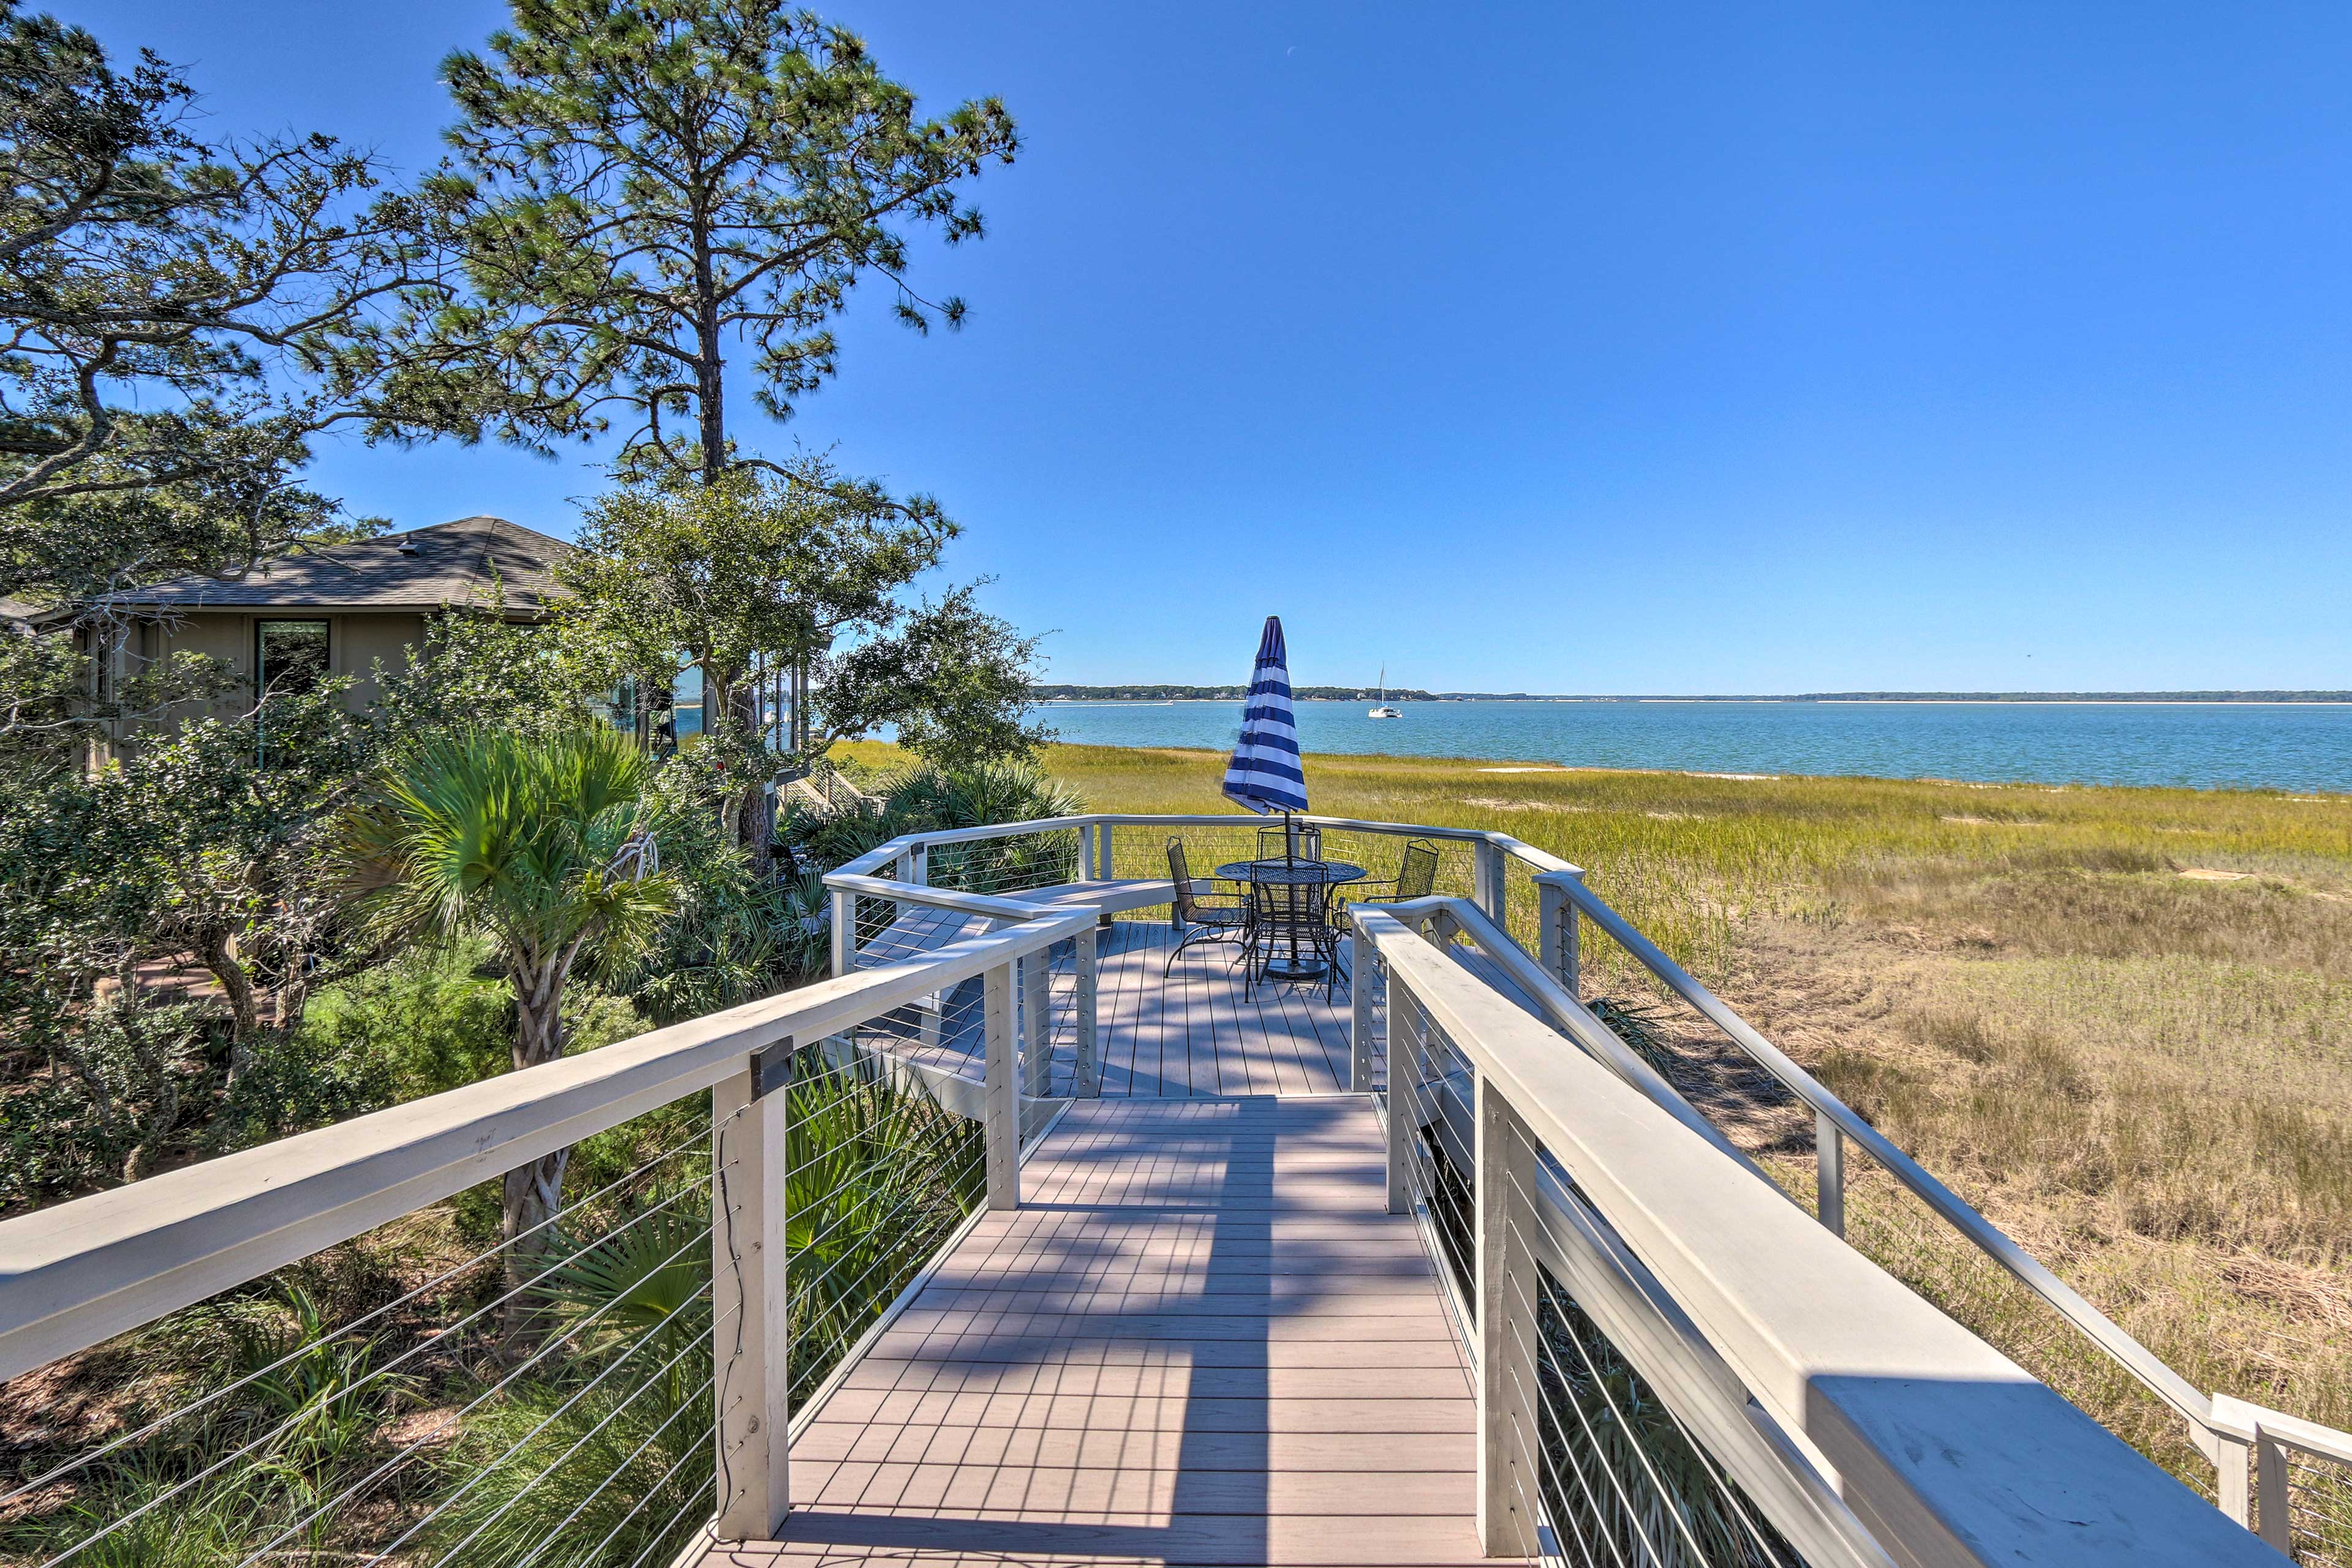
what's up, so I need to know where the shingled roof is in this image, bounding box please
[104,516,571,615]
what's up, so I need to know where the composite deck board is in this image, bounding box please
[710,1096,1484,1568]
[1044,922,1354,1099]
[788,1425,1475,1474]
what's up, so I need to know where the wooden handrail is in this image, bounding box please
[0,912,1087,1385]
[821,872,1069,924]
[823,812,1583,884]
[1368,894,1782,1183]
[1531,868,2222,1447]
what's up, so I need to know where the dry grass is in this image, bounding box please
[838,739,2352,1520]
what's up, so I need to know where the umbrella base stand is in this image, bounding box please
[1262,956,1330,981]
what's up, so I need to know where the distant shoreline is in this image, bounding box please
[1036,693,2352,707]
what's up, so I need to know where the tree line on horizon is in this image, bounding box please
[1033,684,2352,704]
[1031,682,1441,703]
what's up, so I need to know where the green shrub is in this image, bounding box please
[783,758,1086,884]
[298,941,646,1101]
[299,941,514,1100]
[12,1460,269,1568]
[420,1369,713,1568]
[0,998,213,1206]
[211,1019,397,1152]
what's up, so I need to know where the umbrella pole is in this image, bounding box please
[1281,810,1307,976]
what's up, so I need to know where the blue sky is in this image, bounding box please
[67,1,2352,693]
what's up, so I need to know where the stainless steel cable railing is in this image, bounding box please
[1357,901,2276,1567]
[0,910,1078,1568]
[817,807,2348,1556]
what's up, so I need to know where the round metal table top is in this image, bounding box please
[1216,858,1368,886]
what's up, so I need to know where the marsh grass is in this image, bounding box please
[832,741,2352,1514]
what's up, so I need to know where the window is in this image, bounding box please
[666,662,704,752]
[591,674,641,737]
[255,619,330,700]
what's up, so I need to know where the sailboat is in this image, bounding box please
[1368,666,1402,719]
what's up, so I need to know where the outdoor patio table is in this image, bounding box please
[1218,858,1366,981]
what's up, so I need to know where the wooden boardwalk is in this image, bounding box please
[711,1097,1483,1567]
[1058,922,1357,1100]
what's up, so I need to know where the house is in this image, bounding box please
[72,513,735,756]
[85,515,569,731]
[66,513,636,757]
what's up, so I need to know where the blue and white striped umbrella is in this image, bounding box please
[1222,616,1308,816]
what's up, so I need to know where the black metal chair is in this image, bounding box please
[1245,864,1344,1001]
[1166,838,1250,974]
[1256,823,1321,865]
[1350,837,1441,908]
[1332,838,1441,980]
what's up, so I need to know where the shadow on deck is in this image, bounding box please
[705,1097,1485,1567]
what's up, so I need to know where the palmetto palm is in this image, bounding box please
[781,1058,984,1401]
[342,726,680,1280]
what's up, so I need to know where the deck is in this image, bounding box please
[10,819,2303,1568]
[1079,921,1357,1099]
[715,1096,1482,1566]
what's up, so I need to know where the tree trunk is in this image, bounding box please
[728,678,774,872]
[197,929,261,1084]
[792,654,809,754]
[501,963,570,1343]
[692,209,726,487]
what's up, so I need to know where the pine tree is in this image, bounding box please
[381,0,1018,486]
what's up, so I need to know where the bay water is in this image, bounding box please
[1036,699,2352,793]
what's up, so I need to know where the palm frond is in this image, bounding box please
[339,726,680,975]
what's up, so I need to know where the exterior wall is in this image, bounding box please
[105,609,432,751]
[137,610,253,731]
[332,612,428,708]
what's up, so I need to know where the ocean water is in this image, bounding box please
[1035,699,2352,794]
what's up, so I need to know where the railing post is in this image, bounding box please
[829,886,854,978]
[2217,1431,2253,1532]
[2255,1428,2292,1551]
[1095,821,1115,880]
[1020,948,1051,1096]
[1474,840,1507,928]
[1816,1110,1847,1238]
[1351,930,1378,1093]
[1537,870,1581,995]
[984,962,1020,1209]
[1476,1072,1540,1558]
[1387,983,1420,1215]
[908,843,929,886]
[1074,924,1100,1098]
[710,1051,791,1539]
[1079,823,1096,882]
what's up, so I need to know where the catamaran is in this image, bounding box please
[1368,667,1402,719]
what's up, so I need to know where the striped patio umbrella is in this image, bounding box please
[1222,616,1308,816]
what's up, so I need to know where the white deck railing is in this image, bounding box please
[0,906,1087,1566]
[823,809,2348,1558]
[1355,902,2278,1566]
[0,806,2339,1566]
